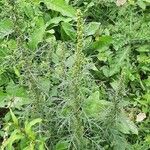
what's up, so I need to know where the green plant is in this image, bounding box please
[1,109,46,150]
[0,0,150,149]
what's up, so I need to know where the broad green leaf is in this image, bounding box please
[28,25,46,50]
[84,22,101,36]
[61,22,76,41]
[0,19,14,39]
[85,36,112,55]
[46,17,72,27]
[0,83,30,108]
[92,36,112,50]
[117,114,138,135]
[83,91,112,117]
[44,0,76,18]
[137,1,146,9]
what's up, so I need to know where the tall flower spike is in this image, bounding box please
[70,9,85,150]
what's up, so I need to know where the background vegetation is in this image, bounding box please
[0,0,150,149]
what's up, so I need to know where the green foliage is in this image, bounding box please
[1,109,45,150]
[0,0,150,149]
[44,0,76,18]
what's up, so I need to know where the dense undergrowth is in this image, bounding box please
[0,0,150,149]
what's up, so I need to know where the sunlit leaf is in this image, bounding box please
[44,0,76,18]
[0,19,14,39]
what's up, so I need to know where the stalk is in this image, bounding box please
[70,9,85,150]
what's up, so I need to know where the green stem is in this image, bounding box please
[70,9,85,150]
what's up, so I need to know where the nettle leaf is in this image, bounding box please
[84,22,101,36]
[44,0,76,18]
[0,18,14,39]
[61,22,76,41]
[83,91,112,117]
